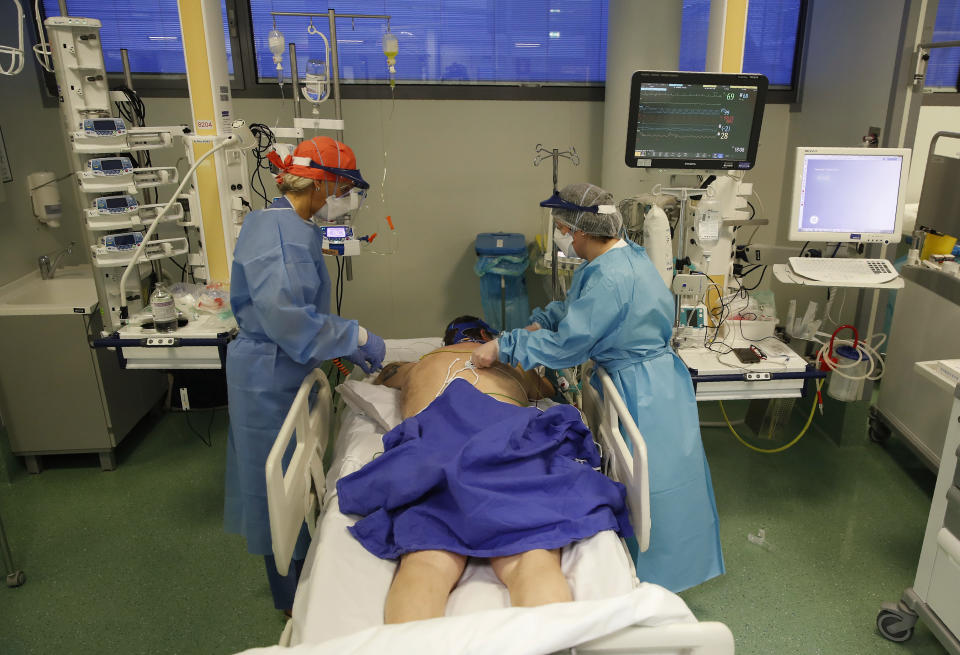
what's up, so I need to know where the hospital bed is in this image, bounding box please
[254,339,734,655]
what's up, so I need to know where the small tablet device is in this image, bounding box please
[732,347,762,364]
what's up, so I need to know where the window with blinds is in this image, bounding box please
[41,0,234,75]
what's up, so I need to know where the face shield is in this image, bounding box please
[539,190,618,260]
[315,182,367,221]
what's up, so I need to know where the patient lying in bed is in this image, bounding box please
[336,318,632,624]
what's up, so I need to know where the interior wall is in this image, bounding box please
[906,104,960,206]
[0,19,85,288]
[144,96,605,338]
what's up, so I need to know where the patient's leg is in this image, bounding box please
[491,548,572,607]
[384,549,467,623]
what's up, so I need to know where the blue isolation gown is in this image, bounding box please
[498,240,724,593]
[224,196,360,558]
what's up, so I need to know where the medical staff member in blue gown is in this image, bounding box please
[471,183,724,593]
[225,136,386,612]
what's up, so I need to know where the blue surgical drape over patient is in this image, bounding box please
[225,196,360,557]
[498,240,724,593]
[338,379,632,559]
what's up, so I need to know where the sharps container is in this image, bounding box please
[474,233,530,332]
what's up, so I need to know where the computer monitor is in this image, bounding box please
[624,70,768,171]
[788,147,911,245]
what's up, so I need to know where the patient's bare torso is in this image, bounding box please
[398,343,542,419]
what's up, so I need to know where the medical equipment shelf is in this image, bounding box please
[772,264,904,289]
[84,203,185,232]
[90,237,188,269]
[70,126,182,154]
[94,333,234,370]
[76,166,179,195]
[678,338,817,401]
[689,365,824,387]
[94,313,237,370]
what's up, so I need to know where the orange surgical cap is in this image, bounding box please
[266,136,362,186]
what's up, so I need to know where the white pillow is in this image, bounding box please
[336,338,442,430]
[384,337,444,363]
[336,379,403,432]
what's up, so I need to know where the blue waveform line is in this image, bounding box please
[640,126,718,134]
[639,129,720,139]
[638,107,725,116]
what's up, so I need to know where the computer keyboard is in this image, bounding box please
[787,257,899,284]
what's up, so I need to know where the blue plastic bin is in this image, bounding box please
[474,233,530,332]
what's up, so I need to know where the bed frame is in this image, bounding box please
[265,362,734,654]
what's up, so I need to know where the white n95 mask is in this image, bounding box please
[554,228,577,259]
[317,187,364,221]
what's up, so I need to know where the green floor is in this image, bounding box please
[0,401,950,654]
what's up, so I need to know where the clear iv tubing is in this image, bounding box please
[812,329,885,381]
[118,137,234,319]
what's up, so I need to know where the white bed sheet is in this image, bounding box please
[288,338,645,646]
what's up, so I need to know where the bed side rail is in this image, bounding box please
[581,364,651,553]
[265,368,332,576]
[568,621,735,654]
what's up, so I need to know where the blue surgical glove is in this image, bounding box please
[346,331,386,374]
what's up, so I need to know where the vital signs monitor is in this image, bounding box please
[788,147,911,244]
[624,70,768,170]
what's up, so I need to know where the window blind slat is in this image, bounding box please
[680,0,800,88]
[42,0,233,75]
[250,0,607,84]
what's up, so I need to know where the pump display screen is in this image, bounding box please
[114,234,135,246]
[105,196,132,208]
[325,226,348,238]
[92,119,119,131]
[101,159,125,171]
[625,71,768,170]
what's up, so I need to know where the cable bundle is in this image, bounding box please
[248,123,276,207]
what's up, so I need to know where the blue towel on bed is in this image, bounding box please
[337,379,632,560]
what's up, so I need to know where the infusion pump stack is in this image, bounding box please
[624,71,768,288]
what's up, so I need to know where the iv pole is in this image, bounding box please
[534,144,580,300]
[271,10,392,281]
